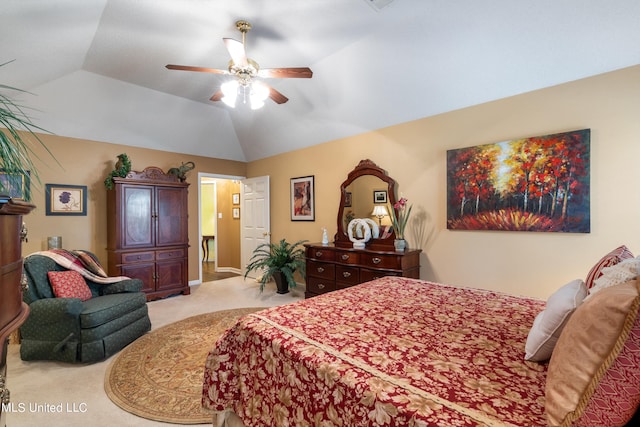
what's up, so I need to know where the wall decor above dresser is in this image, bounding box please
[305,160,420,298]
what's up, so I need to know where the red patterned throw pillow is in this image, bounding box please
[48,271,93,301]
[584,245,634,290]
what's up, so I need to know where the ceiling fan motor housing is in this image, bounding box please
[228,58,259,86]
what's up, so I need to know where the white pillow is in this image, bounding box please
[587,256,640,298]
[524,279,587,362]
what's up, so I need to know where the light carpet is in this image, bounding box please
[104,307,266,424]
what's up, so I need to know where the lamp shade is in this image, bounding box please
[371,205,389,217]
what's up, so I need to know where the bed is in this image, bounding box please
[202,275,640,426]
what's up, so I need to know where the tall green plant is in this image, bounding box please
[0,61,56,199]
[244,239,308,292]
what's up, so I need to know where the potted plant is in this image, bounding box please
[244,239,308,294]
[2,61,52,357]
[1,60,55,198]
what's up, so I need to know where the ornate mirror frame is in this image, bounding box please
[335,159,397,250]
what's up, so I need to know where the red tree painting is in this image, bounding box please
[446,129,590,233]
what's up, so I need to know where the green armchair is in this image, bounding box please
[20,251,151,363]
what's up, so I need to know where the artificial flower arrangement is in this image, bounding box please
[389,197,412,240]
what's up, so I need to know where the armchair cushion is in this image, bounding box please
[79,292,147,329]
[48,271,93,301]
[99,278,143,295]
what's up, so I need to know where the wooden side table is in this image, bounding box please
[202,235,215,261]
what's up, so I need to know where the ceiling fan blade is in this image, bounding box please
[267,85,289,104]
[210,90,223,102]
[258,67,313,79]
[223,38,248,67]
[166,64,228,74]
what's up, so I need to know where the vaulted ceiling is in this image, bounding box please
[2,0,639,162]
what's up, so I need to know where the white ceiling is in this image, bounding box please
[2,0,639,162]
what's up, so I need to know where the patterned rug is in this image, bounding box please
[104,307,266,424]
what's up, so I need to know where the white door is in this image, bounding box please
[241,176,270,278]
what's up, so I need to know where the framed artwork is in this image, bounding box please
[0,170,30,200]
[290,175,315,221]
[45,184,87,216]
[446,129,590,233]
[232,193,240,205]
[344,191,352,207]
[373,190,387,204]
[232,207,240,219]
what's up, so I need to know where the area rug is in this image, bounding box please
[104,307,266,424]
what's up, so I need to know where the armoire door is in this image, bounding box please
[156,186,187,247]
[121,184,154,248]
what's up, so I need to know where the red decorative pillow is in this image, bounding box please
[48,271,93,301]
[585,245,634,290]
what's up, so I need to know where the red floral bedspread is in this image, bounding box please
[202,277,548,426]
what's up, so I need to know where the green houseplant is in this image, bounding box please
[1,61,55,199]
[244,239,308,294]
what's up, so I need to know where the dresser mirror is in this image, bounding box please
[335,159,397,250]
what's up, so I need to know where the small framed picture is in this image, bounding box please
[373,190,387,204]
[232,193,240,205]
[344,191,352,207]
[290,175,315,221]
[45,184,87,216]
[232,207,240,219]
[0,170,30,200]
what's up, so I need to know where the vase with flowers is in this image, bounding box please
[389,197,412,251]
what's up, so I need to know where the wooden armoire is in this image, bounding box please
[107,167,190,301]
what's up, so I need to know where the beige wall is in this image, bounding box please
[13,65,639,298]
[248,65,640,299]
[214,179,241,269]
[21,134,246,283]
[201,183,215,236]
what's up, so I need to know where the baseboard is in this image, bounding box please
[217,267,242,275]
[191,267,243,286]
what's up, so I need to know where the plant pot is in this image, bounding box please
[272,271,289,294]
[394,239,407,251]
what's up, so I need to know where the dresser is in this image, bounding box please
[305,243,421,298]
[107,167,190,301]
[1,199,34,426]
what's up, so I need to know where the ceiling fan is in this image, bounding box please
[166,20,313,108]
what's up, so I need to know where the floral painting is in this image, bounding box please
[45,184,87,216]
[446,129,590,233]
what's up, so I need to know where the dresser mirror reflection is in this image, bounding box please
[335,159,397,250]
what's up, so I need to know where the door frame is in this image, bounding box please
[197,172,245,284]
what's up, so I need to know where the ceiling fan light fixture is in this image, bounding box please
[251,81,269,101]
[221,80,238,107]
[250,99,265,110]
[167,20,311,107]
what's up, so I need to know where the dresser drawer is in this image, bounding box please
[307,260,335,280]
[157,248,185,260]
[122,251,155,263]
[306,247,335,261]
[360,253,402,269]
[336,265,360,285]
[360,268,401,283]
[306,277,335,295]
[335,250,359,265]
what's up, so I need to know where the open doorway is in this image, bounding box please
[199,172,244,283]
